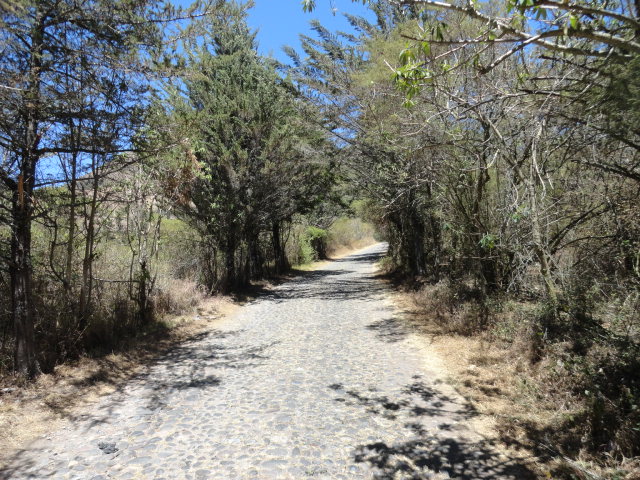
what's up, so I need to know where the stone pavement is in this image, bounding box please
[1,243,536,479]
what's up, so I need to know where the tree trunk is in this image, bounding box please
[65,149,78,296]
[12,7,44,377]
[11,182,39,377]
[407,207,426,277]
[222,234,237,292]
[138,260,150,326]
[246,234,262,280]
[272,221,288,274]
[79,158,99,329]
[528,123,559,313]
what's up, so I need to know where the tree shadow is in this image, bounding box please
[332,250,386,264]
[143,333,277,411]
[253,270,389,303]
[225,244,389,306]
[0,328,277,478]
[366,317,409,343]
[330,379,537,479]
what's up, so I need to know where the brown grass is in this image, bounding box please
[0,244,377,464]
[326,238,377,258]
[384,278,640,480]
[385,281,578,478]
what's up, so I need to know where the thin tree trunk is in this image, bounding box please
[79,158,99,329]
[407,204,426,277]
[65,148,78,296]
[138,260,150,326]
[223,234,237,292]
[11,182,39,377]
[272,220,288,274]
[528,122,559,312]
[246,234,262,279]
[12,6,44,377]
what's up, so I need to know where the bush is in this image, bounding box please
[306,226,328,260]
[326,217,376,254]
[288,225,328,265]
[152,278,205,316]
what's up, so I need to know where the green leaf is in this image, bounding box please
[399,46,416,66]
[534,6,547,20]
[402,98,415,108]
[569,14,579,30]
[479,233,497,250]
[301,0,315,13]
[435,24,444,41]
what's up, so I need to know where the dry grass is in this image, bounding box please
[0,244,375,465]
[386,282,566,478]
[385,279,640,479]
[326,217,377,257]
[326,237,376,258]
[0,295,237,464]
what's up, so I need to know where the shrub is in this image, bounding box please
[326,217,376,254]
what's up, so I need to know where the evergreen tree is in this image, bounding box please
[163,2,331,291]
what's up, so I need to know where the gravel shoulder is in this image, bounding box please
[1,243,537,479]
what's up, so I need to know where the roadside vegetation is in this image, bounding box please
[1,0,638,476]
[0,0,375,379]
[295,0,639,477]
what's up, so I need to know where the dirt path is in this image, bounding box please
[1,243,536,479]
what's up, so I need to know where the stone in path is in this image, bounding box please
[0,243,535,479]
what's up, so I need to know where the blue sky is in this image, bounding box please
[247,0,373,62]
[173,0,374,63]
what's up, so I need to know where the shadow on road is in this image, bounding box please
[366,317,409,343]
[0,328,277,479]
[332,250,386,264]
[330,378,537,479]
[257,267,389,303]
[231,246,389,304]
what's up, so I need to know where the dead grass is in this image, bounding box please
[384,281,567,478]
[326,237,377,259]
[384,278,640,479]
[0,295,237,464]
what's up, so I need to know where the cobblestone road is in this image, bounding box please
[1,244,535,479]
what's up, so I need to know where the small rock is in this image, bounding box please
[97,441,118,455]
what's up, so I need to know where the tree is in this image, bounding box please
[303,0,640,61]
[158,2,332,291]
[0,0,171,376]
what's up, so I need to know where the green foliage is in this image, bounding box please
[478,233,497,251]
[158,2,333,289]
[295,226,328,264]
